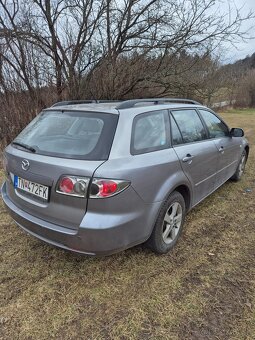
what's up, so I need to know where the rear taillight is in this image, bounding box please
[56,176,130,198]
[89,178,130,198]
[56,176,89,197]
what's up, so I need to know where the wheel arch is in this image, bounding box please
[244,145,249,159]
[173,184,192,212]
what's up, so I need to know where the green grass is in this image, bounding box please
[222,107,255,115]
[1,110,255,339]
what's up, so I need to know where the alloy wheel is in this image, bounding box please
[162,202,183,244]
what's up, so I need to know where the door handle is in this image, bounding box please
[182,154,194,163]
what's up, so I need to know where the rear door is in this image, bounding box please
[170,109,219,205]
[198,109,240,186]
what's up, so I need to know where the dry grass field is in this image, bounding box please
[0,109,254,340]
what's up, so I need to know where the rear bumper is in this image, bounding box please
[1,181,161,256]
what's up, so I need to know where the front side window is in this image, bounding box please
[199,109,229,138]
[13,110,118,160]
[171,109,207,143]
[131,110,169,154]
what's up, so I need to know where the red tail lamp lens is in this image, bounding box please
[59,177,74,193]
[100,180,118,197]
[90,178,130,198]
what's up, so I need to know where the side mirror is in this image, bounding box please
[230,128,244,138]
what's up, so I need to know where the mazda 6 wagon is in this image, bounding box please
[1,98,249,255]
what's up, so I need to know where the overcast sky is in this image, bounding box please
[222,0,255,63]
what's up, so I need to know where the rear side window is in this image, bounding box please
[171,109,207,143]
[199,109,229,138]
[131,110,170,155]
[14,111,118,160]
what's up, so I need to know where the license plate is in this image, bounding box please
[14,175,49,201]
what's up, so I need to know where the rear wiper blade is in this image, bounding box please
[12,141,36,153]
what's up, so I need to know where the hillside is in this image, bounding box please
[234,52,255,69]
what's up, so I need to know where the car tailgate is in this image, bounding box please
[4,145,104,230]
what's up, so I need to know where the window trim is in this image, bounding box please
[130,109,171,155]
[169,108,208,145]
[197,108,231,139]
[169,112,184,146]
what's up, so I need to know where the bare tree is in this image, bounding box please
[86,0,254,99]
[26,0,106,99]
[0,0,253,99]
[0,0,254,145]
[0,0,44,98]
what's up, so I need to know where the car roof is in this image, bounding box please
[47,102,120,114]
[46,99,206,115]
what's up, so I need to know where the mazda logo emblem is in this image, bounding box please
[21,159,30,171]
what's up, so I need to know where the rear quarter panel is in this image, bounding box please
[94,149,192,204]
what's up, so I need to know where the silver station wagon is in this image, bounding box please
[1,98,249,255]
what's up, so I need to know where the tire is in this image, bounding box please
[231,150,247,181]
[146,191,186,254]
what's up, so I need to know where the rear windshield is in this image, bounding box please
[13,110,118,160]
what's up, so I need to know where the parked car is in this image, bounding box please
[1,98,249,255]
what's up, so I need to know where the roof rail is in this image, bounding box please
[52,99,123,107]
[116,98,201,109]
[52,100,96,107]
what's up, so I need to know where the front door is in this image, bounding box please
[198,109,241,186]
